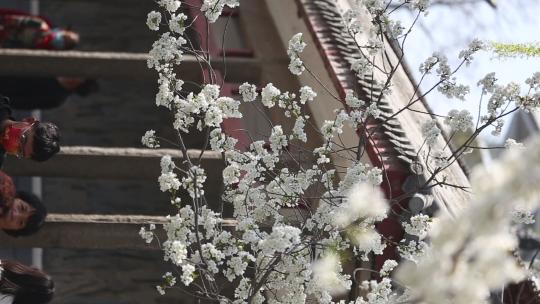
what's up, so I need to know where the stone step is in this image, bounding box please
[0,213,236,250]
[0,49,260,82]
[3,146,224,184]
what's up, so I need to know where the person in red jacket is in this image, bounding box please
[0,9,79,50]
[0,96,60,167]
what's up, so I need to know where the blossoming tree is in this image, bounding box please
[139,0,540,303]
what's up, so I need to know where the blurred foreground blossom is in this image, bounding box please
[398,134,540,304]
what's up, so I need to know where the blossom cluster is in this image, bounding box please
[142,10,392,296]
[201,0,239,23]
[140,0,540,303]
[475,71,540,136]
[141,130,160,148]
[403,214,432,239]
[287,33,307,75]
[420,119,441,147]
[444,109,473,132]
[459,39,485,65]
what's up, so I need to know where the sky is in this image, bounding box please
[393,0,540,142]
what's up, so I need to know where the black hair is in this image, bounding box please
[31,122,60,162]
[3,191,47,237]
[74,79,99,97]
[0,260,54,304]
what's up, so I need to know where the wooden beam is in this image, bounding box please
[0,214,236,250]
[3,146,224,184]
[0,49,260,82]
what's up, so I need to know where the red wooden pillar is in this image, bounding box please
[186,1,254,150]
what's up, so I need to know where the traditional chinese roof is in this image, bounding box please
[291,0,472,215]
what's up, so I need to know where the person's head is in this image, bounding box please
[1,118,60,162]
[49,28,79,50]
[0,260,54,304]
[31,121,60,162]
[1,191,47,237]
